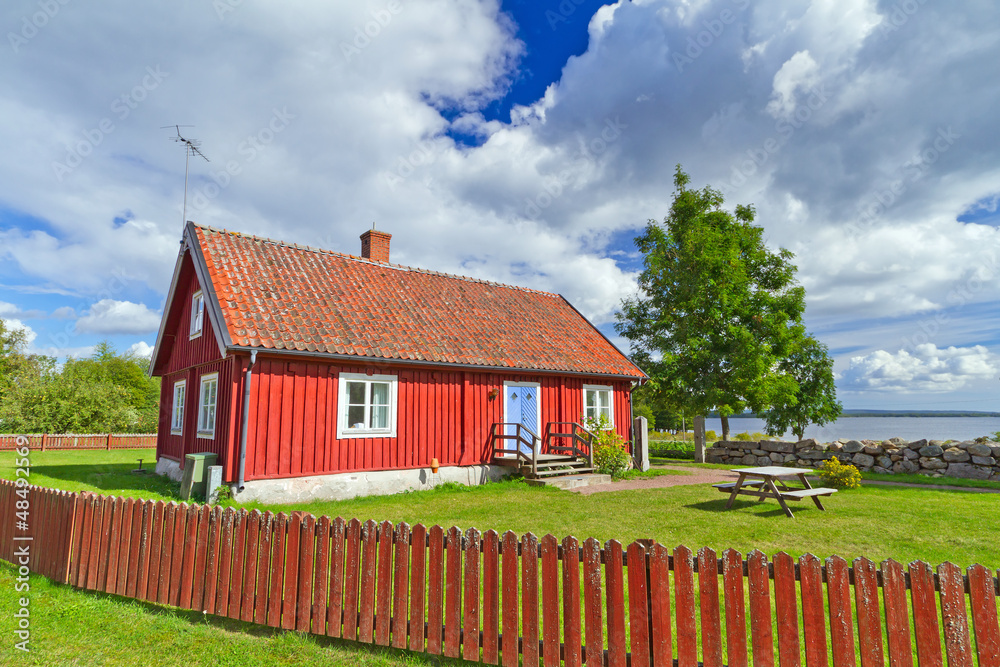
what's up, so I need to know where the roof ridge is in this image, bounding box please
[193,222,562,298]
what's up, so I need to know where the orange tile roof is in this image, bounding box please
[192,224,644,378]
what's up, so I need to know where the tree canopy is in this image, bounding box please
[0,326,160,434]
[763,335,842,440]
[616,166,839,440]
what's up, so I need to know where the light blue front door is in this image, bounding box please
[505,383,539,456]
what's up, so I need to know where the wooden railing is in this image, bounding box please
[2,481,999,666]
[544,422,596,470]
[0,433,156,451]
[489,423,541,477]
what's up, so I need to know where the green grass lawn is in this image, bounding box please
[0,448,180,503]
[1,449,999,665]
[2,449,997,567]
[0,562,454,667]
[259,477,998,569]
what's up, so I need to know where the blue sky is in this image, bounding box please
[1,0,999,412]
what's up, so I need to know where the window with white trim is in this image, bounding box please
[337,373,398,438]
[583,385,614,426]
[197,372,218,438]
[190,290,204,338]
[170,380,186,435]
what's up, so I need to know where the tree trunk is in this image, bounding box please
[721,414,730,441]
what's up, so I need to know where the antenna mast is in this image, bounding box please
[162,125,209,229]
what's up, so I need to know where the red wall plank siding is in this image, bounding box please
[158,353,238,475]
[159,254,227,376]
[240,356,635,482]
[157,377,184,462]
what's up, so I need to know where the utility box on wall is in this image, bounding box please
[180,452,218,501]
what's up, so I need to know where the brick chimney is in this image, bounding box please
[360,227,391,262]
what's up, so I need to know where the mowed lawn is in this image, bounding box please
[1,448,999,665]
[0,562,454,667]
[1,448,998,568]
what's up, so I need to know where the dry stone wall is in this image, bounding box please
[706,437,1000,481]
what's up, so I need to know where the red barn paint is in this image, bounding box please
[150,224,645,496]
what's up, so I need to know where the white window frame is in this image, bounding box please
[197,372,219,439]
[189,290,204,339]
[170,380,186,435]
[583,384,614,428]
[337,372,398,439]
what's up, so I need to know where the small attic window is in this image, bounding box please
[190,290,204,338]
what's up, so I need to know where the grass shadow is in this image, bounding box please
[30,461,182,499]
[683,497,793,518]
[50,577,467,666]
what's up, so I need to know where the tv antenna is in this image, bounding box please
[162,125,209,229]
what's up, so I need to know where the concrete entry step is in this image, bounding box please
[525,473,613,490]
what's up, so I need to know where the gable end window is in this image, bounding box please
[337,372,398,438]
[197,372,218,438]
[583,385,614,427]
[190,290,204,338]
[170,380,186,435]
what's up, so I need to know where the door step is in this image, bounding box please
[531,466,595,477]
[525,473,612,490]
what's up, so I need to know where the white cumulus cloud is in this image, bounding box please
[841,344,1000,392]
[0,318,37,345]
[127,341,154,358]
[75,300,161,335]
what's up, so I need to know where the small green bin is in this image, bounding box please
[181,452,219,501]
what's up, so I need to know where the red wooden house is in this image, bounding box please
[150,223,645,501]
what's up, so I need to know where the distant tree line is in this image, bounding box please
[0,320,160,434]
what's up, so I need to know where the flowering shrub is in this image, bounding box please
[594,442,631,478]
[818,457,861,489]
[584,415,632,478]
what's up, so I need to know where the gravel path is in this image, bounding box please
[572,466,741,495]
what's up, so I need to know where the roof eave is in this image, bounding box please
[225,345,646,381]
[186,221,232,357]
[556,294,647,379]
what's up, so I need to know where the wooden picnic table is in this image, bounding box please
[713,466,837,518]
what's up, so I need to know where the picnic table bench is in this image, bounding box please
[713,466,836,518]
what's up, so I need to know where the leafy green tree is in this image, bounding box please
[763,336,842,440]
[632,402,656,430]
[631,380,689,433]
[62,342,160,431]
[1,319,30,401]
[0,338,159,434]
[616,166,811,440]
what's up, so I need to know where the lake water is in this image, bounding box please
[703,416,1000,443]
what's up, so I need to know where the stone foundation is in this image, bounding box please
[707,438,1000,481]
[230,464,514,504]
[155,456,184,482]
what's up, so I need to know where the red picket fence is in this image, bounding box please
[1,480,999,666]
[0,433,156,451]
